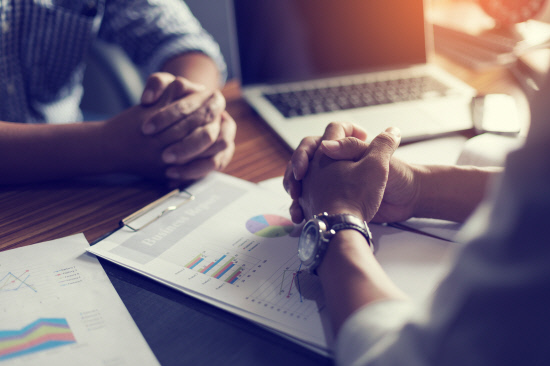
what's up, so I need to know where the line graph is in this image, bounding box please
[280,263,304,301]
[0,270,37,293]
[246,258,324,320]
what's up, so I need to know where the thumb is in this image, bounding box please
[142,73,205,106]
[368,127,401,161]
[141,72,177,105]
[321,137,369,161]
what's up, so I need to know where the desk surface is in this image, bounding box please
[0,55,524,365]
[0,55,524,250]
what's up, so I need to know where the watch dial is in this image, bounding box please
[478,0,547,25]
[298,224,318,262]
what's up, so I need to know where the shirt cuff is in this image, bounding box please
[336,299,413,366]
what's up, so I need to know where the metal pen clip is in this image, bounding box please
[121,189,195,232]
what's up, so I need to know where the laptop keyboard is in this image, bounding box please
[263,75,451,118]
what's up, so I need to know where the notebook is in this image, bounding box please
[230,0,476,149]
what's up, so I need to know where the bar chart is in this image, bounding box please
[184,249,260,285]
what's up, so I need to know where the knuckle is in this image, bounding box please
[149,113,163,129]
[199,127,217,145]
[146,72,163,84]
[215,155,227,171]
[203,104,215,122]
[171,77,188,95]
[377,133,397,150]
[216,137,229,151]
[224,116,237,134]
[298,136,316,149]
[202,157,218,171]
[298,136,310,146]
[170,121,184,134]
[348,137,362,148]
[175,99,194,117]
[189,103,209,121]
[290,149,304,165]
[327,121,341,130]
[212,90,226,110]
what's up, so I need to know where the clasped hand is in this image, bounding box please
[103,72,236,185]
[284,122,420,224]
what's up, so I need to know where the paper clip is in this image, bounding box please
[121,189,195,232]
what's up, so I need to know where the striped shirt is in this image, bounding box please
[0,0,226,123]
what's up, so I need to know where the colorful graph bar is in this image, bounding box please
[212,262,235,279]
[226,267,243,284]
[185,254,204,270]
[0,318,76,361]
[200,255,227,274]
[212,257,235,279]
[0,271,36,293]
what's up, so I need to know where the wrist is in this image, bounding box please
[412,164,498,222]
[306,204,366,223]
[317,229,407,310]
[298,212,374,275]
[316,229,374,277]
[410,164,431,219]
[98,118,130,174]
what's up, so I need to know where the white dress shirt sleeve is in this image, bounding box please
[335,121,550,366]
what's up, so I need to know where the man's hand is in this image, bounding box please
[284,121,421,223]
[316,132,419,223]
[283,122,368,223]
[164,110,235,186]
[134,72,236,183]
[299,128,401,222]
[101,74,235,182]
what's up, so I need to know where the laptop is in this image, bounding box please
[230,0,476,149]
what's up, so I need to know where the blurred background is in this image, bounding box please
[80,0,550,117]
[80,0,235,118]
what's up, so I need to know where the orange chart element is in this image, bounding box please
[246,214,300,238]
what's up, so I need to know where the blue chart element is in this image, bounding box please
[0,318,76,361]
[189,258,204,269]
[0,271,37,293]
[200,255,227,274]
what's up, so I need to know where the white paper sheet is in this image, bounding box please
[0,234,159,365]
[89,172,457,353]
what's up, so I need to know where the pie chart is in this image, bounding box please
[246,214,296,238]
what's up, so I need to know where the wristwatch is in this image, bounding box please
[298,212,375,274]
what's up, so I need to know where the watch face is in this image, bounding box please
[478,0,547,25]
[298,222,319,264]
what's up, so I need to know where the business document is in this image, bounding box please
[0,235,159,365]
[89,173,457,353]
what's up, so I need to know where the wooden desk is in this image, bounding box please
[0,81,292,251]
[0,55,526,366]
[0,56,525,252]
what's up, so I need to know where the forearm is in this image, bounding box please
[162,53,222,91]
[0,121,117,184]
[412,164,502,222]
[317,230,408,334]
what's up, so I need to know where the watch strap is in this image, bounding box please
[317,213,375,253]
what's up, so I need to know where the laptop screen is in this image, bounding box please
[233,0,427,86]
